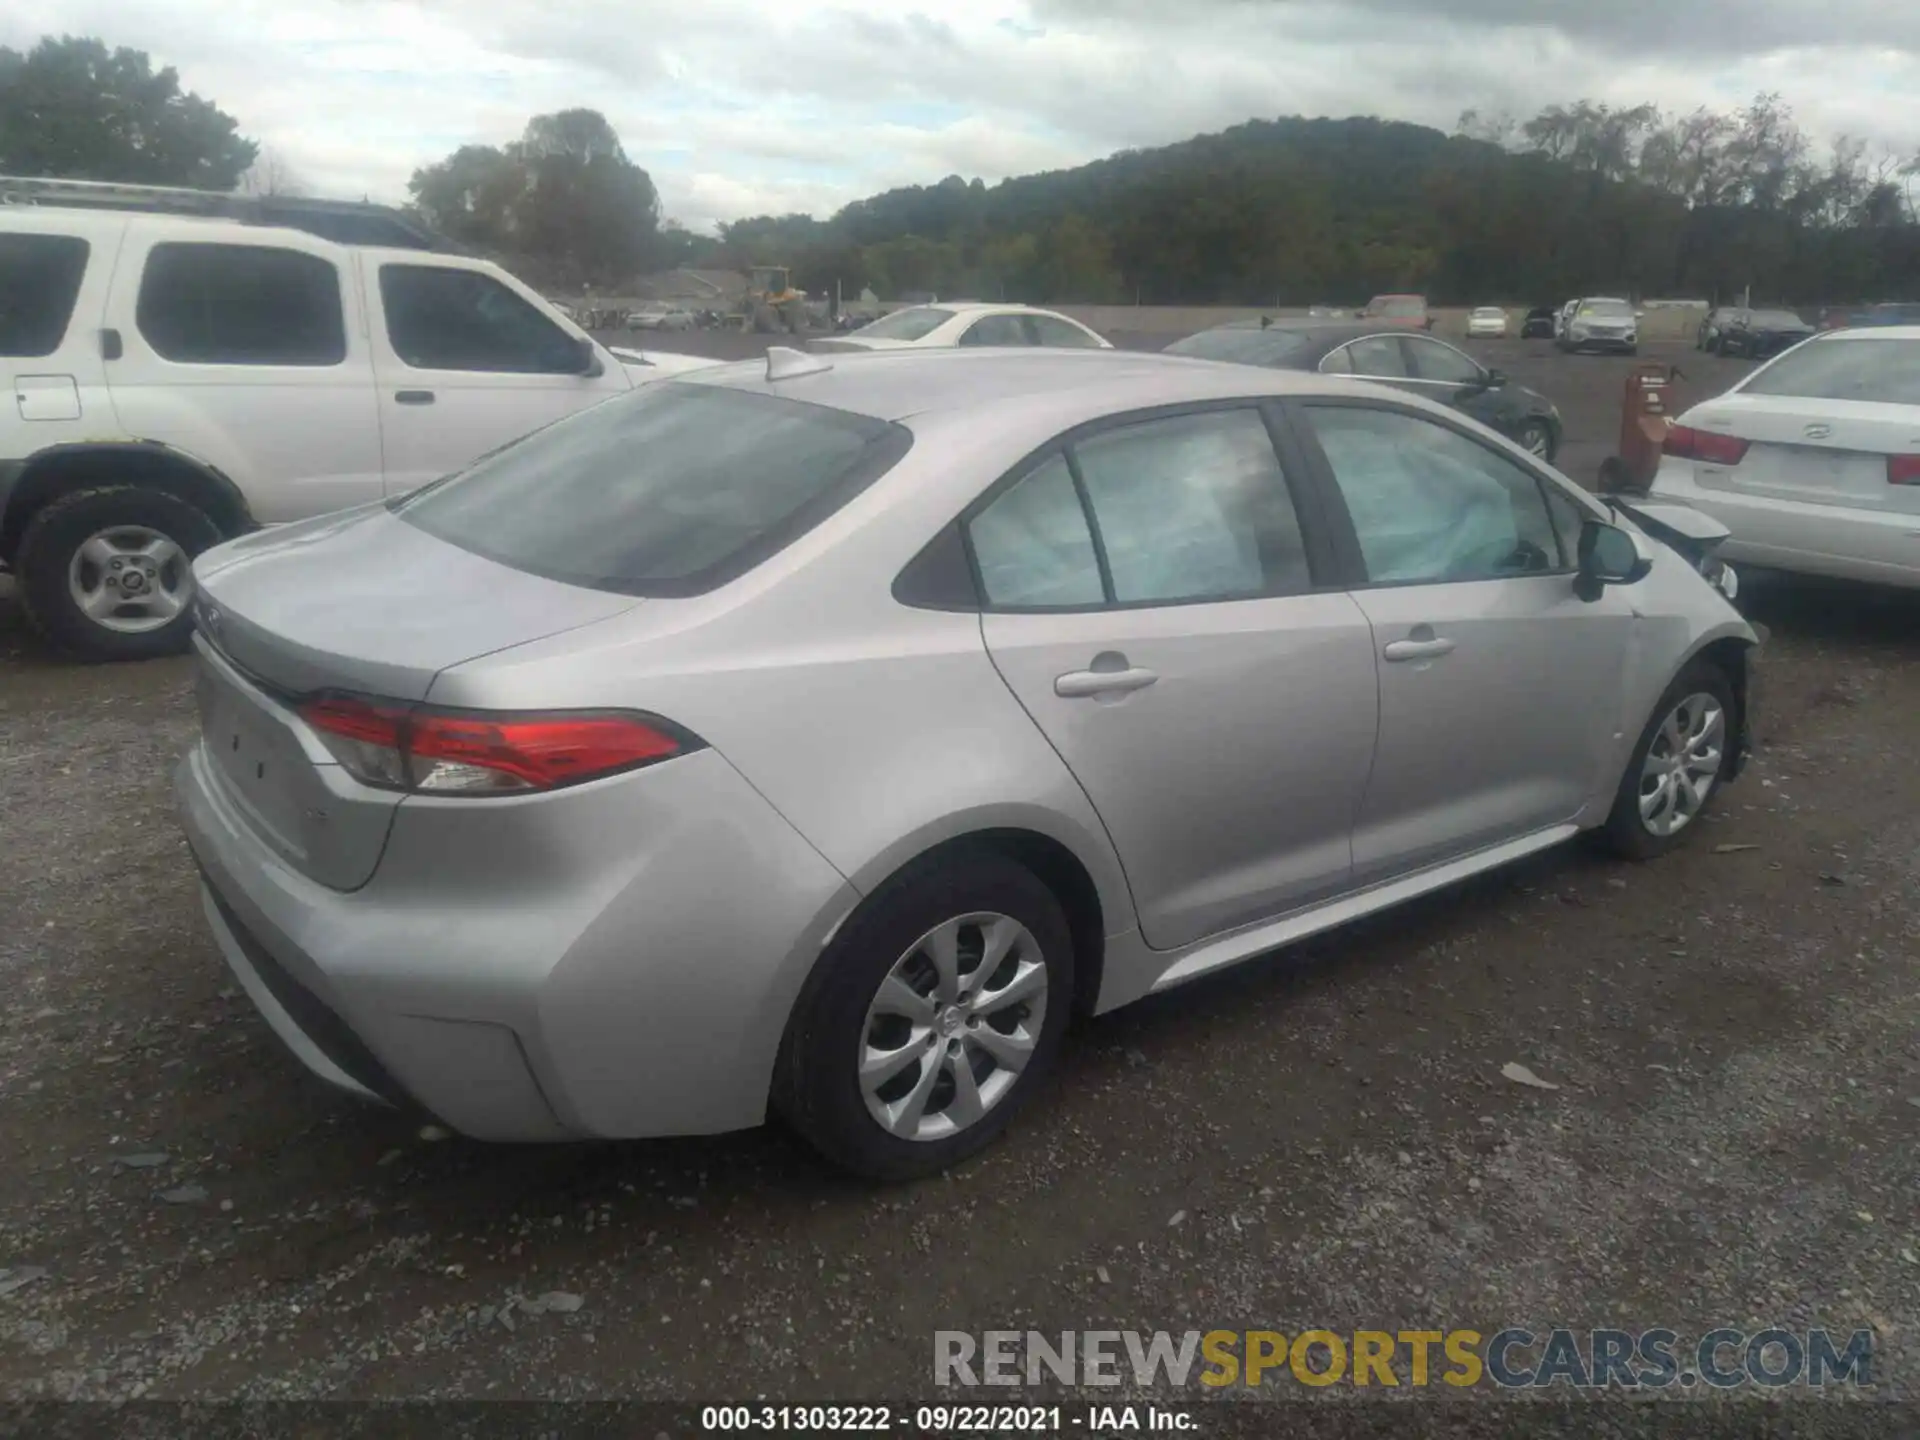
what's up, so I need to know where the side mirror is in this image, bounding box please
[1483,367,1507,388]
[571,336,604,377]
[1574,519,1653,602]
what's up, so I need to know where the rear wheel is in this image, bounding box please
[17,485,220,661]
[778,851,1074,1181]
[1598,663,1735,860]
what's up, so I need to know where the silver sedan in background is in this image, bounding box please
[176,347,1758,1180]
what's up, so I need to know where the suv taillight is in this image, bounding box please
[299,694,698,795]
[1663,425,1750,466]
[1889,455,1920,486]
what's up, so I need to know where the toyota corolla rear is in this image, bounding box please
[175,380,915,1139]
[1650,328,1920,588]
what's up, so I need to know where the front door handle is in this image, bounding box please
[394,390,436,405]
[1055,666,1159,698]
[1382,637,1455,662]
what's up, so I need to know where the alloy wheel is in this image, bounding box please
[858,912,1048,1142]
[66,526,193,635]
[1638,691,1725,837]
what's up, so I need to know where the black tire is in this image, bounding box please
[1597,661,1737,862]
[777,849,1075,1181]
[1513,419,1556,462]
[16,485,221,661]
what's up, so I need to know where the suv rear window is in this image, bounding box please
[137,243,346,366]
[1742,336,1920,406]
[0,234,90,357]
[393,384,911,596]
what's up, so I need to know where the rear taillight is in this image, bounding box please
[1663,424,1750,466]
[1889,454,1920,486]
[299,694,696,795]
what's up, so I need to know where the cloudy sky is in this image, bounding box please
[7,1,1920,230]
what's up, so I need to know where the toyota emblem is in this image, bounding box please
[1803,423,1832,440]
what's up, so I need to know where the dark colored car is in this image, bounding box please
[1520,306,1557,339]
[1165,320,1563,460]
[1857,302,1920,327]
[1698,306,1742,349]
[1712,307,1814,359]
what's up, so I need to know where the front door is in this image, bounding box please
[1290,399,1635,882]
[362,257,630,496]
[970,405,1379,951]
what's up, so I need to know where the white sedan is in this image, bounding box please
[1467,306,1510,338]
[1650,326,1920,589]
[809,302,1111,353]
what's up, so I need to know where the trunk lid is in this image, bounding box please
[189,505,642,890]
[1685,393,1920,516]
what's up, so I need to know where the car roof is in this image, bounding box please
[677,345,1370,423]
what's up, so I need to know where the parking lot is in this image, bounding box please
[3,334,1919,1410]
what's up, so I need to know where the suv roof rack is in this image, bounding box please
[0,176,467,254]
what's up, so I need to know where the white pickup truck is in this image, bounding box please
[1,185,715,658]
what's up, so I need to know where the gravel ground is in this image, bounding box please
[3,336,1918,1422]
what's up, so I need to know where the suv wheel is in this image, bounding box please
[17,486,221,660]
[778,850,1075,1181]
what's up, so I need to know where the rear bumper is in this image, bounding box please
[1651,465,1920,589]
[176,736,858,1142]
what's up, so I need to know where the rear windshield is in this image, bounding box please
[0,234,90,357]
[1742,337,1920,406]
[1472,307,1505,318]
[393,384,909,595]
[854,306,954,341]
[1163,327,1312,364]
[1578,300,1633,318]
[1749,310,1806,328]
[1372,297,1425,317]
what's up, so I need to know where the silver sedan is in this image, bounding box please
[176,347,1759,1180]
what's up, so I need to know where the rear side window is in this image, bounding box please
[1743,338,1920,406]
[380,265,580,373]
[0,234,90,357]
[394,384,909,596]
[959,314,1030,347]
[136,243,345,365]
[1026,315,1101,349]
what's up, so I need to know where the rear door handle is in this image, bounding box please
[1054,666,1159,698]
[394,390,435,405]
[1382,637,1455,662]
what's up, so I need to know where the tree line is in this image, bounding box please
[723,97,1920,308]
[6,35,1917,306]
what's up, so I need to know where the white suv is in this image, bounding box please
[1,188,713,659]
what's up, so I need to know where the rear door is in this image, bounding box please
[1287,397,1634,883]
[361,255,631,496]
[3,221,114,447]
[103,228,382,521]
[971,403,1379,951]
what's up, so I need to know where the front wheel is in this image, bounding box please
[1597,663,1735,860]
[1513,419,1556,461]
[778,851,1074,1181]
[16,485,220,661]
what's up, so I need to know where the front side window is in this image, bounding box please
[1742,337,1920,405]
[1403,337,1484,385]
[380,265,581,373]
[136,243,345,366]
[967,453,1103,607]
[959,314,1031,347]
[1026,315,1102,349]
[0,234,90,357]
[1344,336,1409,379]
[1304,405,1562,584]
[1072,409,1310,604]
[395,384,906,595]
